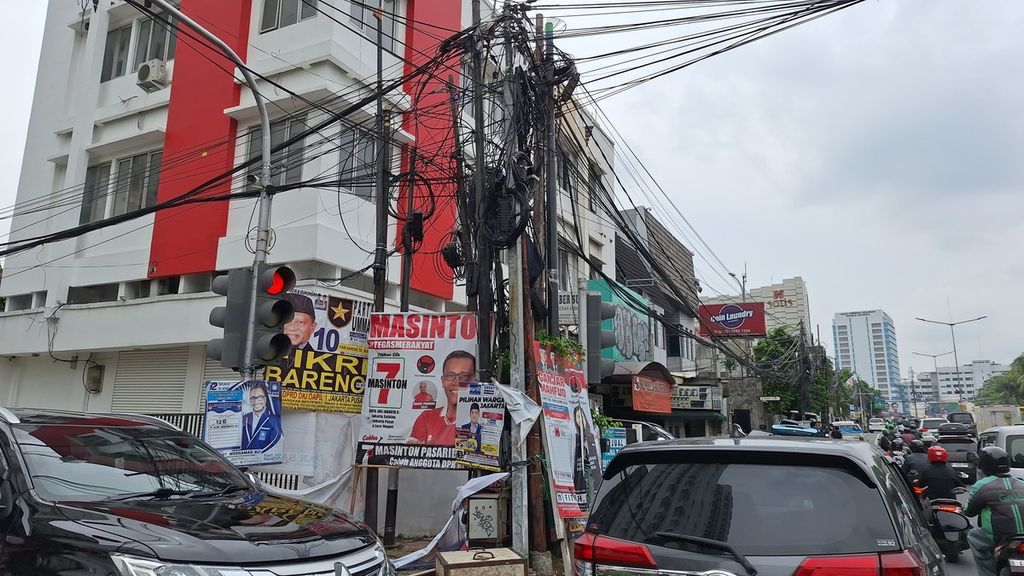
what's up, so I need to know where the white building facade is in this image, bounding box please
[702,276,812,335]
[833,310,902,402]
[0,0,616,533]
[922,360,1010,401]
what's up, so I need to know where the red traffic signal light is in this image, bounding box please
[251,264,296,365]
[261,265,295,296]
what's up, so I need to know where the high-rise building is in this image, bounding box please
[919,360,1010,401]
[833,310,901,402]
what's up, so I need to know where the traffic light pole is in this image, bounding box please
[145,0,274,379]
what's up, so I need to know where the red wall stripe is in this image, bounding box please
[148,0,252,278]
[396,0,462,301]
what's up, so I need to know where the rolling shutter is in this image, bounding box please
[202,356,242,384]
[111,347,190,413]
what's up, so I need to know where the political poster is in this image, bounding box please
[600,427,627,469]
[204,380,283,466]
[533,342,597,518]
[358,313,479,469]
[264,288,373,413]
[455,381,505,471]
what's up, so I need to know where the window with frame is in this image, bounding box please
[557,249,571,292]
[588,162,602,212]
[247,114,309,188]
[79,150,163,224]
[101,25,132,82]
[261,0,318,33]
[350,0,398,53]
[133,15,177,71]
[557,148,574,193]
[338,123,378,200]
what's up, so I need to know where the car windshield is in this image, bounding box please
[937,437,977,452]
[949,413,974,424]
[588,462,896,556]
[869,419,883,424]
[13,423,249,502]
[923,419,946,429]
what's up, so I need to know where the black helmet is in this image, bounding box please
[891,438,905,451]
[979,445,1011,476]
[910,439,925,454]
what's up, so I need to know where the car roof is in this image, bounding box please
[605,437,883,483]
[1,408,177,430]
[981,425,1024,435]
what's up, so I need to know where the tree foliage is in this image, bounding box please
[754,327,798,415]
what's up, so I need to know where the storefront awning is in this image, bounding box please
[606,361,674,385]
[665,409,727,422]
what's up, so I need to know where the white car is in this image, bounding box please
[868,418,885,432]
[919,418,947,444]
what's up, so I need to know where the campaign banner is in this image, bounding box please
[204,380,283,466]
[455,381,505,471]
[697,302,767,337]
[533,342,596,518]
[358,313,479,470]
[600,427,627,469]
[264,288,373,413]
[631,375,672,414]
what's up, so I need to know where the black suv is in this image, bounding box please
[947,412,978,437]
[578,436,966,576]
[0,408,391,576]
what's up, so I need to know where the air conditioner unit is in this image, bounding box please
[136,59,169,93]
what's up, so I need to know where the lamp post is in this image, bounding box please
[915,316,987,404]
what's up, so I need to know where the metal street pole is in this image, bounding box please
[913,350,953,403]
[144,0,272,378]
[472,0,493,379]
[544,21,558,337]
[915,315,986,403]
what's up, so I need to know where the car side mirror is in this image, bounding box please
[934,510,970,532]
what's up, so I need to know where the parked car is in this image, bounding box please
[947,411,978,437]
[919,418,947,444]
[868,417,886,432]
[578,436,964,576]
[831,420,865,440]
[771,420,821,437]
[979,425,1024,482]
[615,419,675,443]
[0,408,392,576]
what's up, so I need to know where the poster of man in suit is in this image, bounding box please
[203,380,283,466]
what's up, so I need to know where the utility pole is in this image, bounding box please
[797,322,810,420]
[367,0,389,535]
[447,76,474,311]
[142,0,272,379]
[471,0,492,379]
[544,21,559,336]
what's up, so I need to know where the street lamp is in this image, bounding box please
[915,316,987,404]
[913,351,953,403]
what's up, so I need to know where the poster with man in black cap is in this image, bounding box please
[264,288,372,413]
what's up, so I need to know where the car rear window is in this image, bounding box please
[588,462,897,556]
[949,413,974,424]
[922,419,946,429]
[938,437,977,452]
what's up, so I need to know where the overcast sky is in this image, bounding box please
[2,1,1021,378]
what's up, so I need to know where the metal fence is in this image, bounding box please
[146,412,301,490]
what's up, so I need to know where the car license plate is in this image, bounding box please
[951,463,969,468]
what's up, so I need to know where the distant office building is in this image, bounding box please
[920,360,1010,401]
[833,311,901,402]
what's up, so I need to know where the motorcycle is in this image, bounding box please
[927,495,970,563]
[995,536,1024,575]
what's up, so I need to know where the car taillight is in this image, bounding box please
[879,550,925,575]
[574,532,657,569]
[935,504,960,513]
[920,428,927,432]
[794,551,924,576]
[794,554,878,575]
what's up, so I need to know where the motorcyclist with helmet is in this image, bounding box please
[902,439,930,479]
[889,437,906,467]
[917,445,964,501]
[964,445,1024,576]
[878,428,894,452]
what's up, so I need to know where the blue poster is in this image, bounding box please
[601,427,627,469]
[204,380,283,466]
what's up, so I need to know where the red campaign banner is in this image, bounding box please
[631,375,672,414]
[698,302,767,337]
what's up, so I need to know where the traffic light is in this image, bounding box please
[251,264,296,364]
[585,292,616,383]
[208,268,251,370]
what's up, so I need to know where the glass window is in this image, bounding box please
[111,151,162,217]
[101,25,132,82]
[13,423,248,503]
[589,462,896,556]
[1007,436,1024,469]
[262,0,317,32]
[588,163,601,212]
[350,0,397,52]
[133,14,177,71]
[338,123,377,200]
[248,114,309,188]
[557,249,571,291]
[80,163,112,224]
